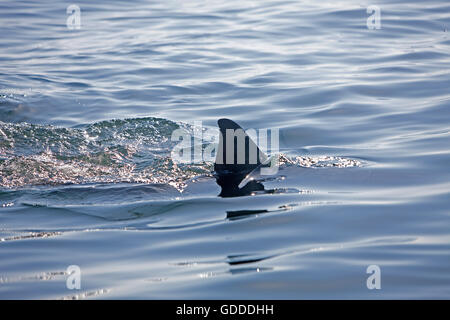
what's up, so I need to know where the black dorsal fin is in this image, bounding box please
[214,118,267,175]
[213,118,268,197]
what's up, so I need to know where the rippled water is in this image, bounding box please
[1,0,450,299]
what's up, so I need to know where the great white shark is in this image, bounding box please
[213,118,274,198]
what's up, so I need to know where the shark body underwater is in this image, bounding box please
[213,118,274,198]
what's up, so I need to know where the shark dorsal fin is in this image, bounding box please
[214,118,267,176]
[213,119,268,197]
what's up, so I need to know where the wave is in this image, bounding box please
[0,117,361,189]
[0,117,211,189]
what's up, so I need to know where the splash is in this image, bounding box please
[0,118,211,190]
[279,154,361,168]
[0,118,361,190]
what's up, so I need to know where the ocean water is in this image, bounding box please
[1,0,450,299]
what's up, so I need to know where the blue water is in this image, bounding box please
[1,0,450,299]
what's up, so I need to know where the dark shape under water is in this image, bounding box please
[213,118,271,197]
[226,209,269,220]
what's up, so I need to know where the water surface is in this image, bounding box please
[1,0,449,299]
